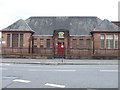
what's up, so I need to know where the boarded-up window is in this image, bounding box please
[46,39,50,48]
[20,34,23,48]
[34,38,37,45]
[86,39,91,49]
[7,34,10,47]
[40,39,44,48]
[79,39,84,49]
[100,34,104,49]
[72,39,77,48]
[12,34,18,48]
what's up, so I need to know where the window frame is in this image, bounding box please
[100,34,105,49]
[46,39,50,48]
[20,33,23,48]
[106,34,113,49]
[40,39,44,48]
[114,34,118,49]
[12,33,19,48]
[79,39,84,49]
[86,39,91,49]
[72,39,77,49]
[7,33,10,48]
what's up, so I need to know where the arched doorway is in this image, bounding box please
[53,29,69,58]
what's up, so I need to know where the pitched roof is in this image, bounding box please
[95,19,118,30]
[25,17,118,35]
[2,19,34,32]
[2,17,118,35]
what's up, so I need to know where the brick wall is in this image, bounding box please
[1,31,119,59]
[32,36,53,56]
[93,32,119,57]
[2,32,32,54]
[67,35,93,58]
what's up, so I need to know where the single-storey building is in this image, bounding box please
[1,16,120,59]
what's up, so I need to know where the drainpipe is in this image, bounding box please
[91,32,95,57]
[28,35,32,54]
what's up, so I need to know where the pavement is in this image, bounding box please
[0,58,118,65]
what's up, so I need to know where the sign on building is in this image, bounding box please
[58,32,64,38]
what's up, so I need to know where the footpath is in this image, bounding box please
[0,58,118,65]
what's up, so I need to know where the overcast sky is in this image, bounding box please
[0,0,119,30]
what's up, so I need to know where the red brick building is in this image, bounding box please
[1,17,120,59]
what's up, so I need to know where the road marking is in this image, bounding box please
[13,79,31,83]
[100,70,118,72]
[45,83,65,88]
[28,69,76,72]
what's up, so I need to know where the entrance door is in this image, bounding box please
[57,42,64,57]
[53,29,69,58]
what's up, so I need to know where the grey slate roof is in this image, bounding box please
[2,17,118,35]
[2,19,34,32]
[95,19,118,30]
[25,17,118,35]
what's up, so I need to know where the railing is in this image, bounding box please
[1,47,119,59]
[1,47,54,58]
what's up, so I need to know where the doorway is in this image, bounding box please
[53,29,69,58]
[57,42,64,57]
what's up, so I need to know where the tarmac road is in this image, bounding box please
[1,63,118,88]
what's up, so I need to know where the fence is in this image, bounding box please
[1,47,119,59]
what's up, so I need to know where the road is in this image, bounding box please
[1,63,118,88]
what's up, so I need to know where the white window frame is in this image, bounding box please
[114,34,118,49]
[106,35,113,49]
[100,34,104,49]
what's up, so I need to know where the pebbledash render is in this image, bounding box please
[1,16,120,59]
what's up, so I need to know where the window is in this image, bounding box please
[20,34,23,48]
[86,39,91,49]
[34,38,37,42]
[7,33,24,48]
[40,39,44,48]
[7,34,10,47]
[79,39,84,49]
[72,39,77,48]
[101,34,118,49]
[100,34,104,49]
[106,35,113,49]
[33,45,37,48]
[114,34,118,49]
[46,39,50,48]
[12,33,18,48]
